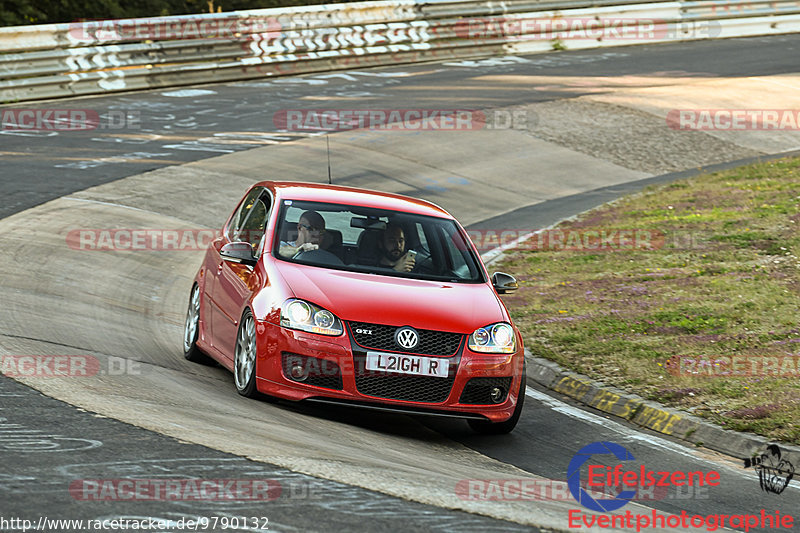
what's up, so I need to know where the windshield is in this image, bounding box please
[272,200,485,283]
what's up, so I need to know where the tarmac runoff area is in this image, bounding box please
[2,69,800,530]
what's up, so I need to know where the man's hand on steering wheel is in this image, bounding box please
[292,242,319,258]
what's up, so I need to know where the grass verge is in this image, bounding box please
[496,156,800,443]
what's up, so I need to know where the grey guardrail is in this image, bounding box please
[1,0,799,102]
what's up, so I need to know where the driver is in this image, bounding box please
[378,223,416,272]
[279,211,326,257]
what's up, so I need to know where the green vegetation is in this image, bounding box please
[497,156,800,443]
[0,0,360,27]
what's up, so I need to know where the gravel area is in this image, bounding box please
[519,98,765,174]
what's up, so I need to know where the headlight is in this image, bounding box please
[469,322,516,353]
[280,299,343,336]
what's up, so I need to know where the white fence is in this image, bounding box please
[1,0,799,102]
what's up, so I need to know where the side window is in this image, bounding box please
[228,188,271,255]
[227,189,260,242]
[414,222,429,254]
[439,224,476,278]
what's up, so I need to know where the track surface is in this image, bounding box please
[2,35,800,531]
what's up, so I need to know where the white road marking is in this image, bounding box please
[161,89,218,97]
[747,76,800,91]
[64,197,164,216]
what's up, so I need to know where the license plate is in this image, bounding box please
[365,352,449,378]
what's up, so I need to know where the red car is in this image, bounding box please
[183,182,526,433]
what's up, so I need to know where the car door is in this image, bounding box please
[208,187,271,360]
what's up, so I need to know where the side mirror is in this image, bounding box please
[220,241,257,266]
[492,272,518,294]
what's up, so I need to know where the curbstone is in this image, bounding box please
[525,356,560,388]
[586,388,643,421]
[551,374,598,405]
[630,402,698,440]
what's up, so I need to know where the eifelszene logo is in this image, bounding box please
[568,442,722,513]
[566,441,795,532]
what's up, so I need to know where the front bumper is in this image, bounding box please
[254,320,524,422]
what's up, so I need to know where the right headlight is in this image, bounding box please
[280,299,343,336]
[468,322,516,353]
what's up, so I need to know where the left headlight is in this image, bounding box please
[468,322,516,353]
[280,299,343,336]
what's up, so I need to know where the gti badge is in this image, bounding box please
[395,327,419,350]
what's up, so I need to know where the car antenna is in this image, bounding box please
[326,135,332,185]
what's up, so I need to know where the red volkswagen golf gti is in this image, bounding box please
[183,182,526,433]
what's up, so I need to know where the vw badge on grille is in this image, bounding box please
[395,327,419,350]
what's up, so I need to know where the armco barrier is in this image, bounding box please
[1,0,799,102]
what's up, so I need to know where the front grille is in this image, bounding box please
[282,353,343,390]
[349,322,462,356]
[459,377,513,405]
[354,373,456,403]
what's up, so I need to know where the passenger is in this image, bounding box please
[378,223,416,272]
[279,211,326,257]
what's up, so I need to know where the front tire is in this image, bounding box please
[183,284,214,365]
[234,309,258,398]
[468,363,526,435]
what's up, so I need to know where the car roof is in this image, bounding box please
[257,181,453,219]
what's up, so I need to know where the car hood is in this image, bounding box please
[276,263,507,333]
